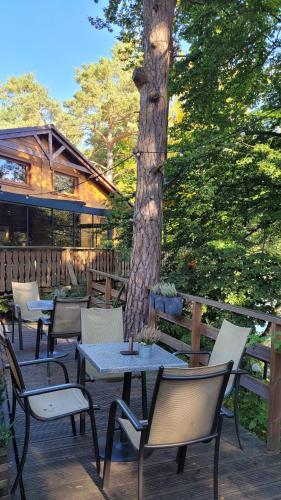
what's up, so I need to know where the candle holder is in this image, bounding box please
[120,334,138,355]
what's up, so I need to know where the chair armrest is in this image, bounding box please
[231,369,247,375]
[6,358,70,383]
[19,382,100,410]
[112,399,146,432]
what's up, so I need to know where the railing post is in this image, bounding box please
[87,269,93,297]
[267,322,281,453]
[105,277,112,309]
[191,301,202,367]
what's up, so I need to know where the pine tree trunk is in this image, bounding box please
[124,0,176,336]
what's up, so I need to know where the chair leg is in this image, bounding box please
[103,405,116,489]
[10,393,26,499]
[88,406,100,475]
[11,309,15,343]
[213,415,223,500]
[35,320,42,359]
[138,448,144,500]
[18,317,23,350]
[141,371,148,419]
[177,445,187,474]
[71,415,76,437]
[11,408,30,495]
[233,386,243,450]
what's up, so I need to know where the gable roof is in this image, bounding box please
[0,124,119,196]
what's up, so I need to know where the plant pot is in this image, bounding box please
[163,296,183,316]
[139,343,153,358]
[154,295,165,313]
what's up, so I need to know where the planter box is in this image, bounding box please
[150,293,183,316]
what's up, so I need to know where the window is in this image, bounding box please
[54,172,76,194]
[0,157,27,184]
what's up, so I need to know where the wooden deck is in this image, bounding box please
[5,325,281,500]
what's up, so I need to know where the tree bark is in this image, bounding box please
[124,0,176,336]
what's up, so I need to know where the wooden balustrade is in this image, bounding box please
[87,268,281,453]
[0,247,130,293]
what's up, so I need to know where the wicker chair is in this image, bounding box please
[11,281,49,351]
[103,361,233,500]
[175,319,251,449]
[0,321,100,497]
[36,296,91,359]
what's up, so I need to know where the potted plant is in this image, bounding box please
[136,326,161,358]
[150,282,183,315]
[0,378,10,499]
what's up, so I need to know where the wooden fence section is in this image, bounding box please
[87,268,281,453]
[0,247,130,293]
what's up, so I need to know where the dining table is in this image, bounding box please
[78,341,187,462]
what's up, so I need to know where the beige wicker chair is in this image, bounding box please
[11,281,49,351]
[36,296,90,359]
[103,361,233,500]
[175,319,251,448]
[0,321,100,497]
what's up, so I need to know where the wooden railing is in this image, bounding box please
[87,268,281,453]
[0,247,130,293]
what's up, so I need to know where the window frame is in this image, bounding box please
[0,155,30,187]
[53,170,78,196]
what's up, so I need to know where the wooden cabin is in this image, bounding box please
[0,125,118,247]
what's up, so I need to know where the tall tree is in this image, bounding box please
[65,44,139,182]
[164,0,281,314]
[92,1,177,334]
[0,73,81,144]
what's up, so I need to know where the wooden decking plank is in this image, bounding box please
[4,323,281,500]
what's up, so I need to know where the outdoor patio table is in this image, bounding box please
[78,341,187,462]
[27,300,54,312]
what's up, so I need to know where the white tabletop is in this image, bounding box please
[78,342,187,374]
[27,300,54,311]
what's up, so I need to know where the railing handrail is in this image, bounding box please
[87,268,129,283]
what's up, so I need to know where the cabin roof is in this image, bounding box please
[0,124,120,196]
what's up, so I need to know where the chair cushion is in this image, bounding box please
[28,388,89,418]
[118,418,148,450]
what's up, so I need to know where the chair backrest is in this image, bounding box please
[81,307,124,344]
[0,321,25,393]
[209,319,251,393]
[51,296,90,335]
[146,362,233,447]
[12,281,40,321]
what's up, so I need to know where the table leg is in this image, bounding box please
[80,357,86,435]
[99,371,139,462]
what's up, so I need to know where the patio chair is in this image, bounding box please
[0,321,100,497]
[103,361,233,500]
[36,296,91,359]
[11,281,49,351]
[174,319,251,449]
[78,307,147,417]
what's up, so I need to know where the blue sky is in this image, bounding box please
[0,0,117,102]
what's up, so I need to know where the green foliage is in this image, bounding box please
[225,389,268,441]
[65,43,139,184]
[163,0,281,317]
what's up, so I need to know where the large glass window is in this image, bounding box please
[54,172,76,194]
[0,203,28,245]
[29,207,52,246]
[0,157,27,184]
